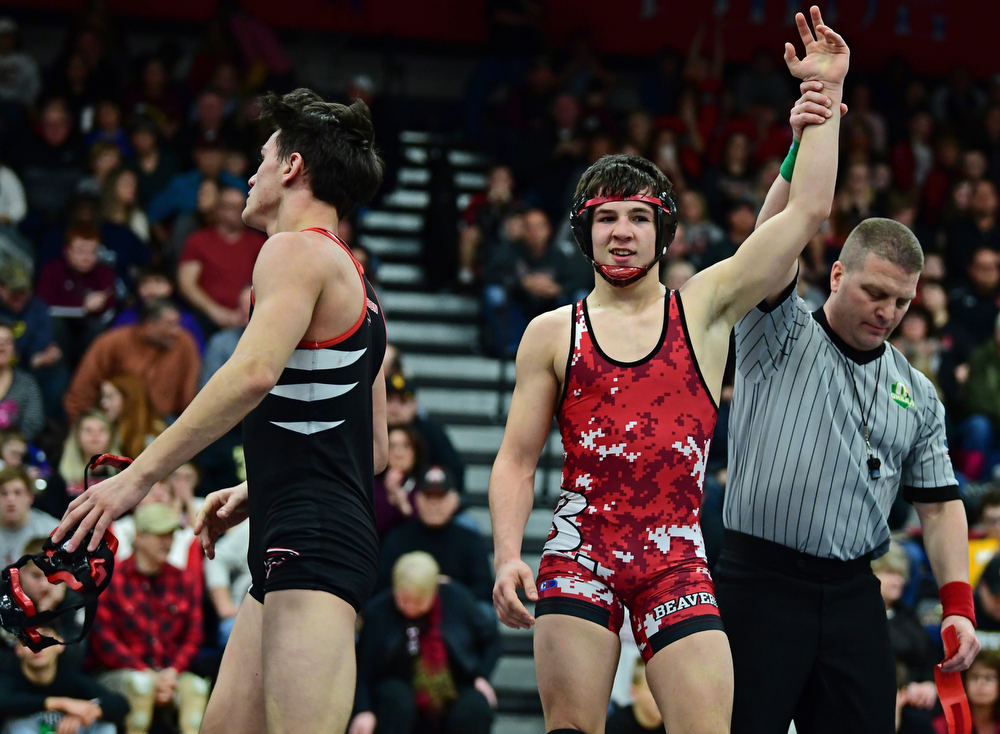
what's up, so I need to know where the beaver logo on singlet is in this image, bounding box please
[264,548,300,579]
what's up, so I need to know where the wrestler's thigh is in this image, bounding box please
[200,597,266,734]
[534,614,621,734]
[261,588,358,734]
[645,628,734,734]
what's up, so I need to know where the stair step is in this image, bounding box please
[397,167,431,186]
[406,354,515,384]
[359,234,422,259]
[386,320,479,351]
[493,655,537,692]
[377,263,424,287]
[382,188,431,209]
[379,291,479,319]
[494,714,545,734]
[417,388,510,419]
[448,149,491,168]
[455,171,488,190]
[402,146,429,165]
[360,210,424,233]
[399,131,432,144]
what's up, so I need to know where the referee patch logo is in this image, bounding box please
[891,381,914,409]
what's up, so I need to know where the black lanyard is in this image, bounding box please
[841,353,883,480]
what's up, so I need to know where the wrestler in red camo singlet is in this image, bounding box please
[535,289,723,660]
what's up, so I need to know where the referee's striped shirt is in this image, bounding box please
[725,283,959,561]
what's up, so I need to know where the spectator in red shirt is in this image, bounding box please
[36,224,118,367]
[177,186,264,332]
[90,502,209,734]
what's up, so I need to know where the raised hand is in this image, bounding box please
[784,5,849,86]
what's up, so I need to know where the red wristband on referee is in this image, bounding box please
[940,581,976,627]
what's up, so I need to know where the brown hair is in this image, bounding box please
[64,223,101,247]
[257,88,384,217]
[0,465,31,491]
[107,374,164,459]
[386,424,426,478]
[964,650,1000,716]
[840,218,924,274]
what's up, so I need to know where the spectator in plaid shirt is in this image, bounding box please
[88,503,209,734]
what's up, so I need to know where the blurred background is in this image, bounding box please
[0,1,998,734]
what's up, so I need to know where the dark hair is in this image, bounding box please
[963,651,1000,717]
[258,88,385,217]
[136,265,171,283]
[386,424,426,479]
[65,223,101,246]
[138,297,179,323]
[981,488,1000,514]
[573,154,674,204]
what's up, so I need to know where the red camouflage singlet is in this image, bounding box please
[536,290,722,659]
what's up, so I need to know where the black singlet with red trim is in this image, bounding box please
[243,227,386,610]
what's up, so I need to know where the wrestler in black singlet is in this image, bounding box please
[243,228,386,611]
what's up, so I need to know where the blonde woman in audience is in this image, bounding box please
[57,410,121,506]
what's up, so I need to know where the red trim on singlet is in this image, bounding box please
[296,227,369,350]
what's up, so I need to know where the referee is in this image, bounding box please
[714,106,979,733]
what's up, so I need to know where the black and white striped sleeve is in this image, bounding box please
[734,278,806,383]
[902,375,960,503]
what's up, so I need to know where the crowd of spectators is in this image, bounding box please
[5,1,1000,731]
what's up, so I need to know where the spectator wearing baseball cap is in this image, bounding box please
[375,466,494,609]
[385,373,466,493]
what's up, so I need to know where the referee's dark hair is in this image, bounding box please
[258,88,385,218]
[840,218,924,274]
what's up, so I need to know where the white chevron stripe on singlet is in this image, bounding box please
[285,347,366,371]
[270,420,345,435]
[269,382,358,401]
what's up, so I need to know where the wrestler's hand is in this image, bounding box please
[348,712,376,734]
[52,464,152,552]
[784,6,849,87]
[791,81,849,142]
[940,616,980,672]
[194,482,249,560]
[493,558,537,630]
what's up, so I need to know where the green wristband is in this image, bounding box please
[779,139,800,182]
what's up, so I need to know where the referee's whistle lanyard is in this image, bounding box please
[840,354,883,481]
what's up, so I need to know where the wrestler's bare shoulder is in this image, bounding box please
[517,305,575,378]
